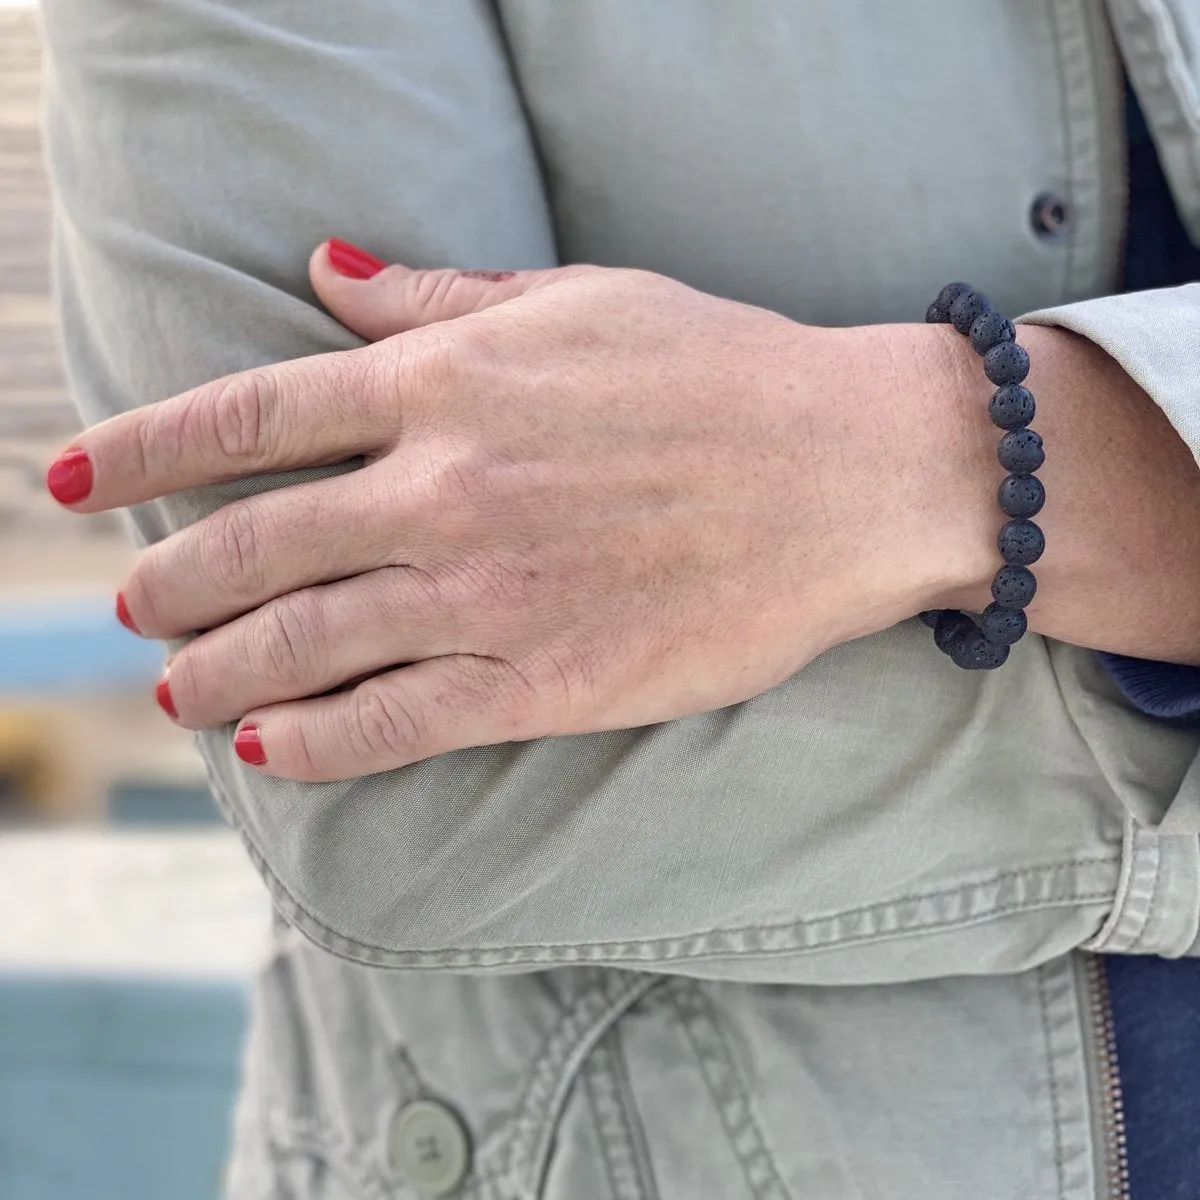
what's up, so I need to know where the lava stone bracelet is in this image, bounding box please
[918,283,1045,670]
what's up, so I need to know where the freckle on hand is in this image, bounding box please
[460,269,516,282]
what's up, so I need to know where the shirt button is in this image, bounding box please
[389,1100,471,1196]
[1030,191,1071,238]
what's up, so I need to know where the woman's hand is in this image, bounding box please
[46,248,999,780]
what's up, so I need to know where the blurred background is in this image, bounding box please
[1,4,270,1195]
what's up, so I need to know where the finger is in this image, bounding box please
[122,464,408,639]
[310,238,577,342]
[44,346,397,513]
[161,566,467,730]
[230,654,541,782]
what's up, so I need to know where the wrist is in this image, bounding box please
[872,321,1000,618]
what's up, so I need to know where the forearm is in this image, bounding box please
[921,321,1200,665]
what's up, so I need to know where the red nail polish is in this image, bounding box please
[46,448,93,505]
[115,592,140,635]
[327,237,386,280]
[234,724,267,766]
[155,678,178,720]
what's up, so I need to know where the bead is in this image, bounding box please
[926,301,952,323]
[988,385,1036,430]
[992,564,1037,609]
[969,311,1015,355]
[949,625,1011,670]
[998,519,1045,565]
[934,609,975,655]
[935,282,974,312]
[983,341,1030,385]
[997,428,1045,473]
[980,601,1027,646]
[997,473,1045,518]
[919,609,945,628]
[950,289,992,335]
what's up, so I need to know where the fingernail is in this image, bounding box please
[115,592,140,635]
[234,724,267,766]
[155,677,178,720]
[46,447,93,505]
[327,237,386,280]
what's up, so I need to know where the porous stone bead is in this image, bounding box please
[992,564,1038,609]
[980,601,1027,646]
[969,311,1015,355]
[998,519,1045,566]
[919,609,945,628]
[949,625,1011,670]
[997,473,1045,518]
[983,341,1030,385]
[936,282,974,312]
[926,301,952,323]
[934,609,975,655]
[950,289,992,335]
[997,428,1045,473]
[988,385,1036,430]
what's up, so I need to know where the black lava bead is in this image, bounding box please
[997,473,1045,518]
[998,519,1045,565]
[992,564,1038,609]
[969,311,1015,355]
[989,385,1036,430]
[936,282,974,312]
[983,341,1031,385]
[997,429,1045,473]
[926,301,951,323]
[934,609,975,654]
[980,601,1027,646]
[949,626,1011,670]
[919,609,946,629]
[950,289,992,335]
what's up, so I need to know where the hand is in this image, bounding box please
[48,247,994,781]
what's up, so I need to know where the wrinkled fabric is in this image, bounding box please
[38,0,1200,1195]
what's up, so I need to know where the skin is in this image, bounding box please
[50,247,1200,781]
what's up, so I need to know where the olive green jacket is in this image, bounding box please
[40,1,1200,1195]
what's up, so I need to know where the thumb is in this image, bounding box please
[309,238,559,341]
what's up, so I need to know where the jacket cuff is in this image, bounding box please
[1020,285,1200,725]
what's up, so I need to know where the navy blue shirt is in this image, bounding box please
[1098,86,1200,724]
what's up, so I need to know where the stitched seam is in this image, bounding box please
[1083,813,1138,951]
[264,1111,394,1200]
[583,1054,626,1200]
[1046,0,1083,300]
[1130,827,1165,952]
[267,877,1116,968]
[669,982,791,1200]
[1036,966,1069,1199]
[507,974,661,1194]
[583,1031,659,1200]
[211,773,1118,967]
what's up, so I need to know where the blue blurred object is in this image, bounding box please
[0,973,247,1200]
[107,781,224,826]
[0,597,161,693]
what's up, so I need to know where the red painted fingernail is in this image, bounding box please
[46,447,93,505]
[234,724,267,766]
[326,237,386,280]
[115,592,140,635]
[155,677,178,720]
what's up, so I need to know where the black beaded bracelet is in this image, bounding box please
[918,283,1045,670]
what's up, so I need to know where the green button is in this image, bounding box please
[389,1099,470,1196]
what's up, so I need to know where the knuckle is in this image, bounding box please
[285,723,322,782]
[350,686,426,760]
[204,502,265,599]
[207,370,275,464]
[251,593,322,685]
[410,268,469,316]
